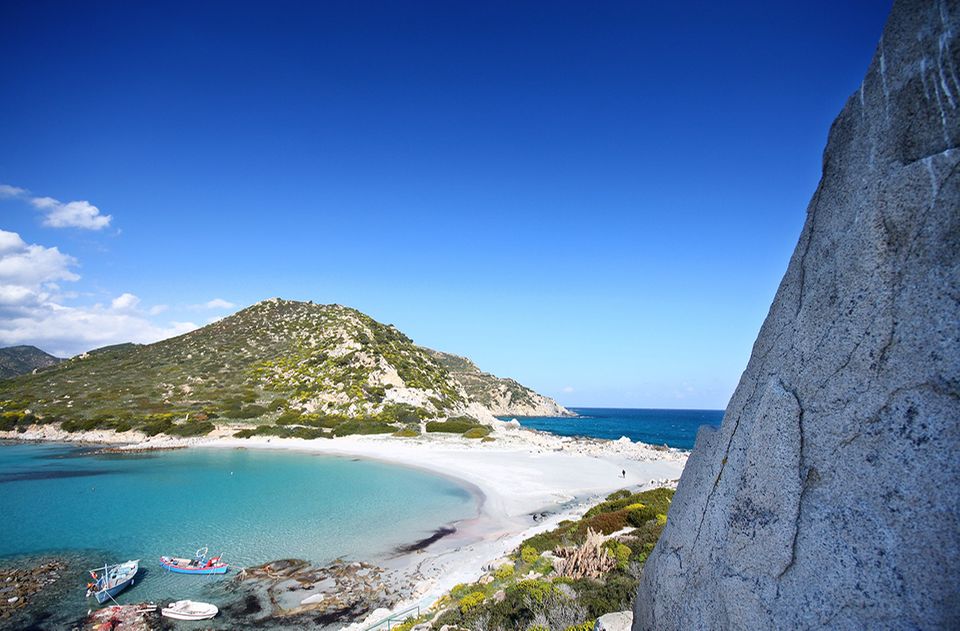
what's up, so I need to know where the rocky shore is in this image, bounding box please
[0,560,65,621]
[220,558,414,627]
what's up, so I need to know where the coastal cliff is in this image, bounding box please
[427,350,572,417]
[634,1,960,629]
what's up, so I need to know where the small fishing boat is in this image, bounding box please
[85,560,139,604]
[159,547,228,575]
[160,599,219,620]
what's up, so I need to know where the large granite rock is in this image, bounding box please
[633,1,960,629]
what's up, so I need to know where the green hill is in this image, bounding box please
[0,299,566,436]
[0,345,62,379]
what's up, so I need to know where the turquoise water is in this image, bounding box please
[0,442,477,626]
[505,407,724,450]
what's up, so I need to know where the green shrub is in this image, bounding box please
[298,413,348,428]
[140,418,175,436]
[458,591,486,614]
[426,418,482,433]
[275,410,302,425]
[463,426,491,439]
[603,541,632,570]
[606,489,632,501]
[571,574,638,619]
[392,427,419,437]
[234,404,267,419]
[521,545,540,564]
[582,509,629,535]
[564,622,596,631]
[481,436,495,442]
[166,420,215,437]
[509,579,556,606]
[494,564,515,580]
[232,425,329,440]
[449,583,474,600]
[332,420,395,436]
[0,412,21,431]
[390,614,430,631]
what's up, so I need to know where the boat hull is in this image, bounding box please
[159,556,228,575]
[90,561,139,604]
[161,600,219,620]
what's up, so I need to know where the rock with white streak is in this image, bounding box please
[634,1,960,629]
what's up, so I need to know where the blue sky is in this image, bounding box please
[0,1,891,409]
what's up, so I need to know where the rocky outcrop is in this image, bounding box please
[428,349,573,417]
[634,1,960,629]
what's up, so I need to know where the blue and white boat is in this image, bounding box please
[160,547,228,575]
[85,560,139,604]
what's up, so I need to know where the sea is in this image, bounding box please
[0,443,476,629]
[0,408,722,628]
[504,407,725,450]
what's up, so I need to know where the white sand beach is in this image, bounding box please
[2,421,687,625]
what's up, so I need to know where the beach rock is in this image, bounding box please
[595,611,633,631]
[633,2,960,630]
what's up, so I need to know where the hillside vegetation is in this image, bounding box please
[0,299,564,438]
[0,346,61,379]
[396,486,675,631]
[429,350,572,417]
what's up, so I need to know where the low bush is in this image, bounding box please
[275,410,302,425]
[458,591,486,615]
[581,509,629,535]
[570,574,638,619]
[509,579,557,606]
[232,425,329,440]
[234,404,268,419]
[463,426,492,439]
[494,564,515,580]
[392,427,419,437]
[331,420,395,436]
[603,541,632,570]
[166,420,215,437]
[426,418,483,433]
[140,418,175,436]
[521,545,540,564]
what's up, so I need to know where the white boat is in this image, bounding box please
[160,599,219,620]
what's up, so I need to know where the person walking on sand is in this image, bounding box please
[621,469,626,479]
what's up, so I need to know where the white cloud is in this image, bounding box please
[0,229,79,292]
[31,197,112,230]
[197,298,235,310]
[148,304,169,315]
[0,184,26,198]
[0,306,198,357]
[111,292,141,311]
[562,386,575,393]
[1,183,114,230]
[0,230,196,356]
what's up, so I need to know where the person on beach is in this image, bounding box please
[621,469,626,478]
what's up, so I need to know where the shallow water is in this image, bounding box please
[0,442,477,628]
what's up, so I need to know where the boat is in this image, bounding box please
[160,599,219,620]
[159,547,228,575]
[85,560,139,604]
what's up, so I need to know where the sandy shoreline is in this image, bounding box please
[1,422,687,626]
